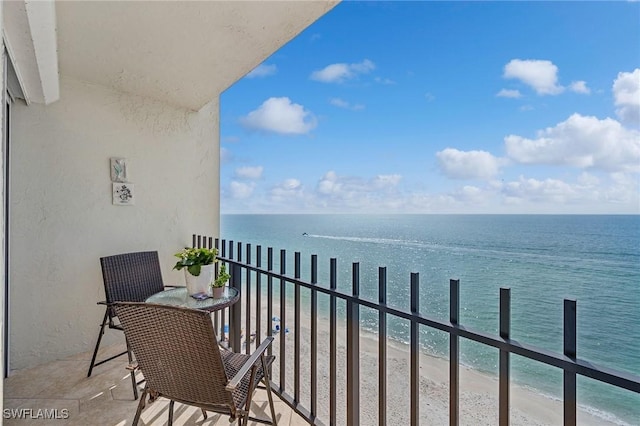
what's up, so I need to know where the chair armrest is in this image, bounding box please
[226,336,274,391]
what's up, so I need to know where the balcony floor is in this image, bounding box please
[4,343,304,425]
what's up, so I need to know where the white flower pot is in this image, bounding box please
[184,264,215,296]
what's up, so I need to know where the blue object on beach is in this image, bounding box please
[223,325,229,333]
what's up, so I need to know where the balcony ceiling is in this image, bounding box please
[55,0,338,111]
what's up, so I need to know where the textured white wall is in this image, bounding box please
[9,76,220,370]
[1,0,7,396]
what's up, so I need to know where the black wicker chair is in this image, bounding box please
[114,302,277,426]
[87,251,168,399]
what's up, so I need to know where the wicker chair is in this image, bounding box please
[87,251,169,399]
[113,302,278,426]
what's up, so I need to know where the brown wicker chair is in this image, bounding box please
[87,251,169,399]
[113,302,278,426]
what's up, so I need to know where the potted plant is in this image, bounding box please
[173,247,217,296]
[211,263,231,298]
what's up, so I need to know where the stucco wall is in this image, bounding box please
[1,0,7,396]
[8,76,220,370]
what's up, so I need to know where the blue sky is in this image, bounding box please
[220,1,640,214]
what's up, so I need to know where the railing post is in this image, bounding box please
[256,245,262,351]
[329,258,337,426]
[378,267,387,426]
[280,249,287,391]
[499,288,511,426]
[410,272,420,426]
[213,238,220,334]
[245,243,252,354]
[267,248,273,360]
[229,241,241,352]
[310,254,318,419]
[564,299,577,426]
[294,252,301,403]
[450,279,459,426]
[347,262,360,426]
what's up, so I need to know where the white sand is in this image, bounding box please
[233,296,620,426]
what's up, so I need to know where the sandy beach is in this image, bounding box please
[235,295,620,426]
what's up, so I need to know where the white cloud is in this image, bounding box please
[329,98,365,111]
[436,148,504,180]
[373,174,402,188]
[245,63,277,79]
[569,80,591,94]
[229,181,255,199]
[497,89,523,98]
[240,97,317,135]
[503,59,564,95]
[425,92,436,102]
[613,69,640,125]
[505,113,640,172]
[502,176,577,204]
[235,166,263,180]
[310,59,375,83]
[316,171,401,198]
[270,179,304,200]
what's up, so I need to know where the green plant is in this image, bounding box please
[173,247,217,277]
[212,263,231,288]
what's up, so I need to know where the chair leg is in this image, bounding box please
[132,385,149,426]
[201,408,208,420]
[262,356,278,426]
[168,400,175,426]
[87,309,109,377]
[243,365,259,426]
[125,338,138,400]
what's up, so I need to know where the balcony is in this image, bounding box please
[3,235,638,425]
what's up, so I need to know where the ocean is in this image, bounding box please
[221,214,640,425]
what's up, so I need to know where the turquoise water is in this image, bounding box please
[221,214,640,424]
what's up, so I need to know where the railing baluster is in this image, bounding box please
[245,243,252,354]
[499,288,511,426]
[294,252,301,403]
[347,262,360,426]
[411,272,420,426]
[280,249,287,391]
[256,245,262,352]
[223,239,231,337]
[330,258,337,426]
[267,248,273,360]
[310,254,318,420]
[564,299,577,426]
[450,279,460,426]
[213,238,220,335]
[219,239,226,341]
[378,267,387,426]
[230,241,241,352]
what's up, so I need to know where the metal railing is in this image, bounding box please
[193,235,640,426]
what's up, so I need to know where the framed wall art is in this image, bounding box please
[112,182,135,205]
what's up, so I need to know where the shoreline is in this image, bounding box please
[243,296,627,425]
